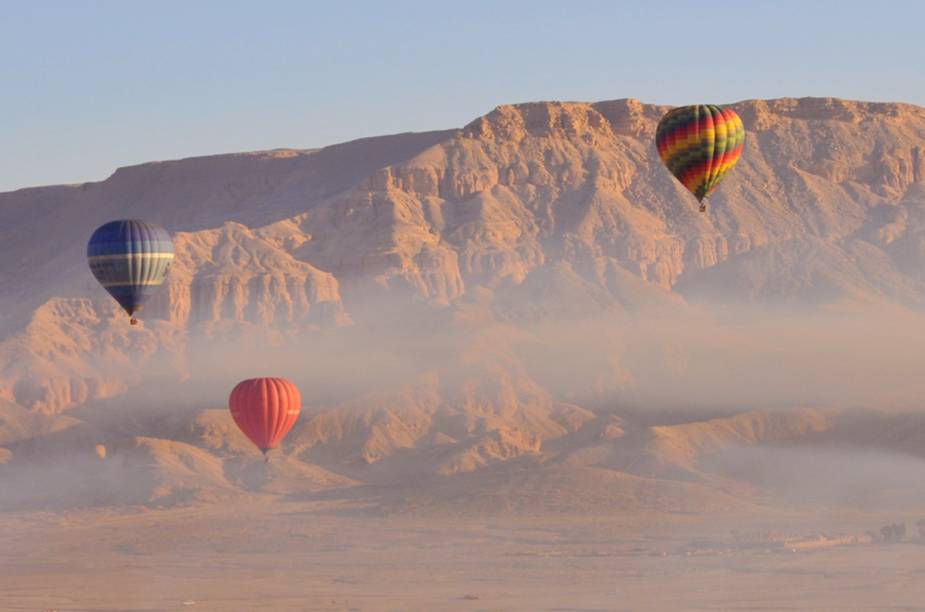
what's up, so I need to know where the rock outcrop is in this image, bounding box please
[4,97,925,514]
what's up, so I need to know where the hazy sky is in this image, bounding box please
[3,0,924,192]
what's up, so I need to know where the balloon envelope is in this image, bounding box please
[655,105,745,204]
[87,219,174,320]
[229,377,302,453]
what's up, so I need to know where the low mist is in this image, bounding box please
[5,293,925,517]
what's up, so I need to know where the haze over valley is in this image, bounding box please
[5,96,925,610]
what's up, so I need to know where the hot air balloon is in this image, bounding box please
[87,219,174,325]
[655,104,745,212]
[229,377,302,458]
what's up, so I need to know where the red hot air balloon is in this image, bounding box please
[229,377,301,457]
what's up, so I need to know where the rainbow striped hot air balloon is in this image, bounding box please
[655,105,745,212]
[87,219,174,325]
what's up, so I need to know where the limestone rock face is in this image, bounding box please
[151,221,347,327]
[3,95,925,417]
[7,99,925,514]
[295,97,925,307]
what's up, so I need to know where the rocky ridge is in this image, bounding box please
[3,97,925,512]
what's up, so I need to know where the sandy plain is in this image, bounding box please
[4,500,925,611]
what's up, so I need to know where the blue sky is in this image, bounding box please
[2,0,924,192]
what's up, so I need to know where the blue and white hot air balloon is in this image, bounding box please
[87,219,174,325]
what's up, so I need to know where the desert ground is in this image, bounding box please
[4,500,925,611]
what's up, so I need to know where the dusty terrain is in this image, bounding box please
[5,503,925,611]
[4,96,925,609]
